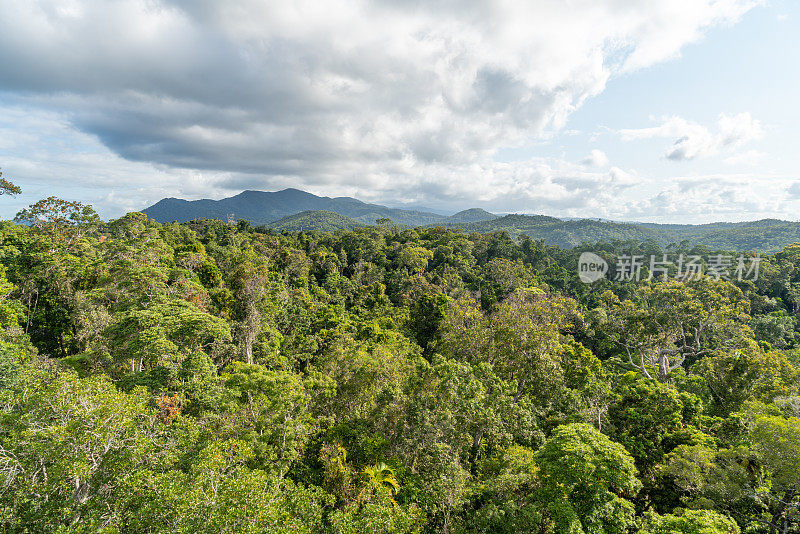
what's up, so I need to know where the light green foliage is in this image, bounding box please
[600,278,750,381]
[330,495,426,534]
[0,264,22,332]
[319,442,426,534]
[750,310,798,349]
[534,423,641,534]
[666,404,800,532]
[560,341,613,429]
[694,344,800,416]
[144,440,332,533]
[312,334,418,422]
[376,354,511,506]
[0,366,156,530]
[107,297,231,373]
[396,244,432,274]
[641,509,740,534]
[490,289,578,403]
[15,196,100,237]
[220,363,315,476]
[0,264,30,389]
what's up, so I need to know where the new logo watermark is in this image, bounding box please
[577,253,761,284]
[578,252,609,283]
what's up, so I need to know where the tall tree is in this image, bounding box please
[599,278,750,382]
[0,170,21,196]
[534,423,642,534]
[667,404,800,534]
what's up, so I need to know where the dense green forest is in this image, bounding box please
[268,210,365,232]
[1,194,800,533]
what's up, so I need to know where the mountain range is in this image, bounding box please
[142,189,800,252]
[143,189,496,228]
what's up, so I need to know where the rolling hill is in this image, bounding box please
[143,189,449,227]
[443,214,800,252]
[266,210,363,232]
[142,189,800,252]
[445,208,499,224]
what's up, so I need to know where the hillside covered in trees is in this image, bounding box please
[268,210,365,232]
[142,189,461,227]
[442,214,800,252]
[144,189,800,252]
[1,195,800,533]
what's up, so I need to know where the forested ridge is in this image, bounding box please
[1,195,800,533]
[142,189,800,252]
[441,215,800,252]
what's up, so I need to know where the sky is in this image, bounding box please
[0,0,797,223]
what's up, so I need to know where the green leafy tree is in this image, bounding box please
[227,246,273,364]
[534,423,641,534]
[0,366,157,530]
[640,509,740,534]
[129,439,332,533]
[408,294,450,358]
[107,298,231,374]
[15,196,100,241]
[220,362,315,476]
[693,344,800,416]
[490,288,578,403]
[599,278,750,382]
[0,170,21,196]
[560,340,614,430]
[666,404,800,534]
[465,445,544,533]
[606,373,684,473]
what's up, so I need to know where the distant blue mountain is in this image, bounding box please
[141,189,800,251]
[144,189,427,226]
[142,189,499,227]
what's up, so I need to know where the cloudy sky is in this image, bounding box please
[0,0,797,223]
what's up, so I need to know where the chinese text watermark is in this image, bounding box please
[578,253,761,284]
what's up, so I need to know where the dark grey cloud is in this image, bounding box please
[0,0,761,212]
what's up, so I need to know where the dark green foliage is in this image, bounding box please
[408,294,450,358]
[0,203,799,533]
[268,210,365,232]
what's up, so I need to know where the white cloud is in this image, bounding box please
[0,0,765,216]
[724,149,765,166]
[581,149,609,167]
[608,167,641,187]
[717,112,764,147]
[620,112,763,161]
[2,103,797,224]
[613,0,762,72]
[4,1,790,226]
[617,173,796,222]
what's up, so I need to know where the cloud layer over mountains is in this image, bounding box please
[0,0,778,220]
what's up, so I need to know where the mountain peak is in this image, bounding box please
[141,188,446,226]
[446,208,498,224]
